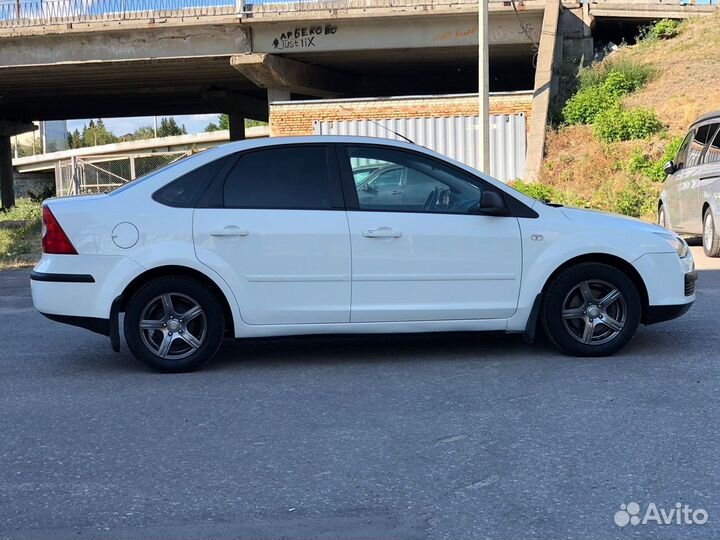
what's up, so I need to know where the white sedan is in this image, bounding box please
[31,136,697,372]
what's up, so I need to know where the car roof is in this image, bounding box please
[218,135,423,153]
[691,111,720,128]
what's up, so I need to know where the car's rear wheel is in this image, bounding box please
[541,263,641,357]
[124,276,225,372]
[702,209,720,257]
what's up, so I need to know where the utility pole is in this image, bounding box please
[478,0,490,173]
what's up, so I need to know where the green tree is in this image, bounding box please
[80,119,118,147]
[131,125,157,141]
[157,117,187,137]
[67,129,82,149]
[205,114,267,132]
[205,113,230,132]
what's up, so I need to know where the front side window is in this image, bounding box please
[705,127,720,164]
[675,130,694,171]
[686,124,715,169]
[346,146,483,214]
[223,146,332,209]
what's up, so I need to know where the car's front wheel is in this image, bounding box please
[124,276,225,372]
[541,263,641,357]
[703,208,720,257]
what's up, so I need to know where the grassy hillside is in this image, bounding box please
[527,13,720,221]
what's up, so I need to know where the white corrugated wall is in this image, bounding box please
[313,113,526,182]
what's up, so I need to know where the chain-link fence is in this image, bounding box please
[55,151,192,197]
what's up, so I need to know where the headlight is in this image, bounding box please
[654,232,689,258]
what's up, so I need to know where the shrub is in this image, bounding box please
[563,60,654,125]
[628,136,683,182]
[640,19,681,42]
[0,199,42,264]
[593,106,664,142]
[510,181,588,207]
[577,58,654,93]
[563,86,616,125]
[511,180,564,203]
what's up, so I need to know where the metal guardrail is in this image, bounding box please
[0,0,237,27]
[0,0,715,28]
[0,0,493,28]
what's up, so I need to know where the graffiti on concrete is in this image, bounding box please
[272,24,338,50]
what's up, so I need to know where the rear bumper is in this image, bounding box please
[31,254,143,320]
[643,301,694,325]
[39,312,109,336]
[30,271,95,283]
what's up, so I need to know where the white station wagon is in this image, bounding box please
[659,110,720,257]
[32,136,696,372]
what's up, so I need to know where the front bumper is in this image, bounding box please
[643,301,694,325]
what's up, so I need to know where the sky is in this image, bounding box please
[66,113,223,136]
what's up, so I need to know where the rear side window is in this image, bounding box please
[223,146,332,209]
[152,157,230,207]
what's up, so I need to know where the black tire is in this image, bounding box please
[541,263,641,357]
[124,276,225,372]
[702,209,720,258]
[658,204,667,229]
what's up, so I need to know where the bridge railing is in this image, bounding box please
[2,0,715,28]
[0,0,237,27]
[0,0,492,28]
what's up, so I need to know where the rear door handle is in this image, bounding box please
[363,227,402,239]
[210,226,249,237]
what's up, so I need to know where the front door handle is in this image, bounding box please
[363,227,402,239]
[210,226,249,237]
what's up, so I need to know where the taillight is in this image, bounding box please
[42,205,77,255]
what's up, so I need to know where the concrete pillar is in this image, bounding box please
[0,135,15,209]
[267,89,291,132]
[267,88,291,106]
[524,0,561,182]
[229,114,246,141]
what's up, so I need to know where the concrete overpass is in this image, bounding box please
[0,0,549,124]
[0,0,717,205]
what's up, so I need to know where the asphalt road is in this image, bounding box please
[1,247,719,540]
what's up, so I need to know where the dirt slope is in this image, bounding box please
[539,13,720,218]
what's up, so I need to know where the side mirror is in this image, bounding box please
[479,190,508,217]
[664,161,677,176]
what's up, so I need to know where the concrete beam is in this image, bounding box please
[231,53,357,98]
[524,0,561,182]
[0,26,250,66]
[0,121,36,137]
[589,3,717,19]
[250,12,544,54]
[201,89,269,121]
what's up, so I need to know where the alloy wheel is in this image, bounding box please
[704,213,714,252]
[561,280,627,345]
[139,293,207,360]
